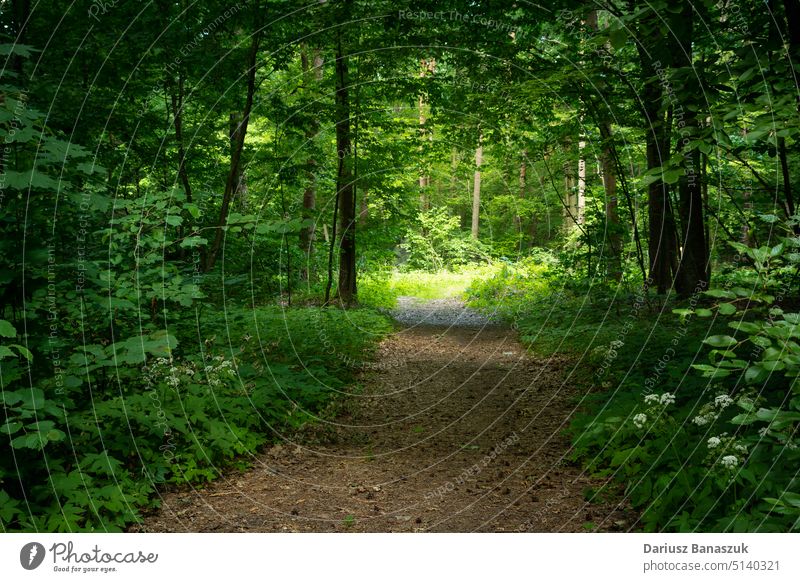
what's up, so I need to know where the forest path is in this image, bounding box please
[137,299,628,532]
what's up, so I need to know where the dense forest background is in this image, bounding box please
[1,0,799,532]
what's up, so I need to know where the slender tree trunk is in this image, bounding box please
[418,93,429,209]
[586,10,621,278]
[563,140,576,230]
[471,139,483,240]
[205,7,262,272]
[300,46,322,281]
[334,29,356,304]
[417,59,435,210]
[577,139,586,225]
[516,149,527,250]
[11,0,29,77]
[600,137,621,280]
[778,136,796,218]
[168,72,193,204]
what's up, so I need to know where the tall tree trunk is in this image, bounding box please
[638,21,677,293]
[417,59,435,210]
[205,5,262,272]
[229,112,248,210]
[563,139,577,230]
[418,91,429,209]
[167,71,193,204]
[600,134,621,280]
[673,2,709,296]
[335,29,356,305]
[516,149,527,250]
[11,0,29,77]
[645,121,677,293]
[778,136,796,218]
[471,138,483,240]
[300,46,323,280]
[586,9,622,279]
[577,139,586,225]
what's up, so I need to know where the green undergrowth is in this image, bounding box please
[0,306,391,532]
[467,256,800,532]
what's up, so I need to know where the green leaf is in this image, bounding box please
[760,360,785,372]
[783,313,800,325]
[718,303,737,315]
[0,44,36,57]
[185,203,201,219]
[745,365,765,383]
[608,28,627,49]
[180,236,207,248]
[0,421,23,435]
[0,489,21,522]
[729,321,761,333]
[704,335,737,348]
[750,335,772,349]
[0,320,16,338]
[662,168,683,184]
[6,344,32,361]
[11,433,42,450]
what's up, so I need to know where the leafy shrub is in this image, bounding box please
[401,208,490,271]
[466,250,557,318]
[568,238,800,532]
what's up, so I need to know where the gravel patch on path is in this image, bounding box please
[390,296,500,328]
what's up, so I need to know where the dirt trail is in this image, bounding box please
[137,299,628,532]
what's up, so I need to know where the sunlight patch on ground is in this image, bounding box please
[359,264,501,308]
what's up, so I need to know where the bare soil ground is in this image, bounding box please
[135,299,630,532]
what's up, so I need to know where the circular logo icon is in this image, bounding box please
[20,542,46,570]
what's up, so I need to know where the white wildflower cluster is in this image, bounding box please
[147,354,237,390]
[714,394,734,409]
[692,414,713,426]
[203,354,237,388]
[692,405,720,427]
[633,392,678,430]
[644,392,675,406]
[633,413,648,429]
[149,357,196,389]
[704,433,748,472]
[692,389,750,427]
